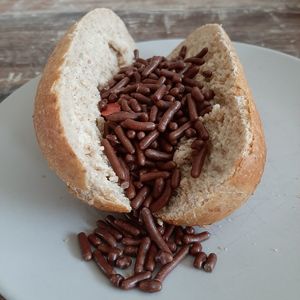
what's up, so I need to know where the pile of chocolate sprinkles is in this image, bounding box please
[77,46,217,293]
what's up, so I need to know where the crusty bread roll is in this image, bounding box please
[34,8,266,225]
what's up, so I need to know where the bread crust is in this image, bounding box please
[34,24,87,190]
[156,25,266,225]
[34,10,131,213]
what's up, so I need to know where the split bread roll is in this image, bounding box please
[34,8,266,225]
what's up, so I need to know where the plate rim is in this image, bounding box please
[137,38,300,62]
[1,40,300,106]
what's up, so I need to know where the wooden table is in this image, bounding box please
[0,0,299,102]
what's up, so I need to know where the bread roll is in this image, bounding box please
[34,9,266,225]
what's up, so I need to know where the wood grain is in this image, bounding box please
[0,0,299,101]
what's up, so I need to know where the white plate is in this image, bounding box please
[1,40,300,300]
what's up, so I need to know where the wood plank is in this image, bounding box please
[1,0,300,14]
[1,5,299,101]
